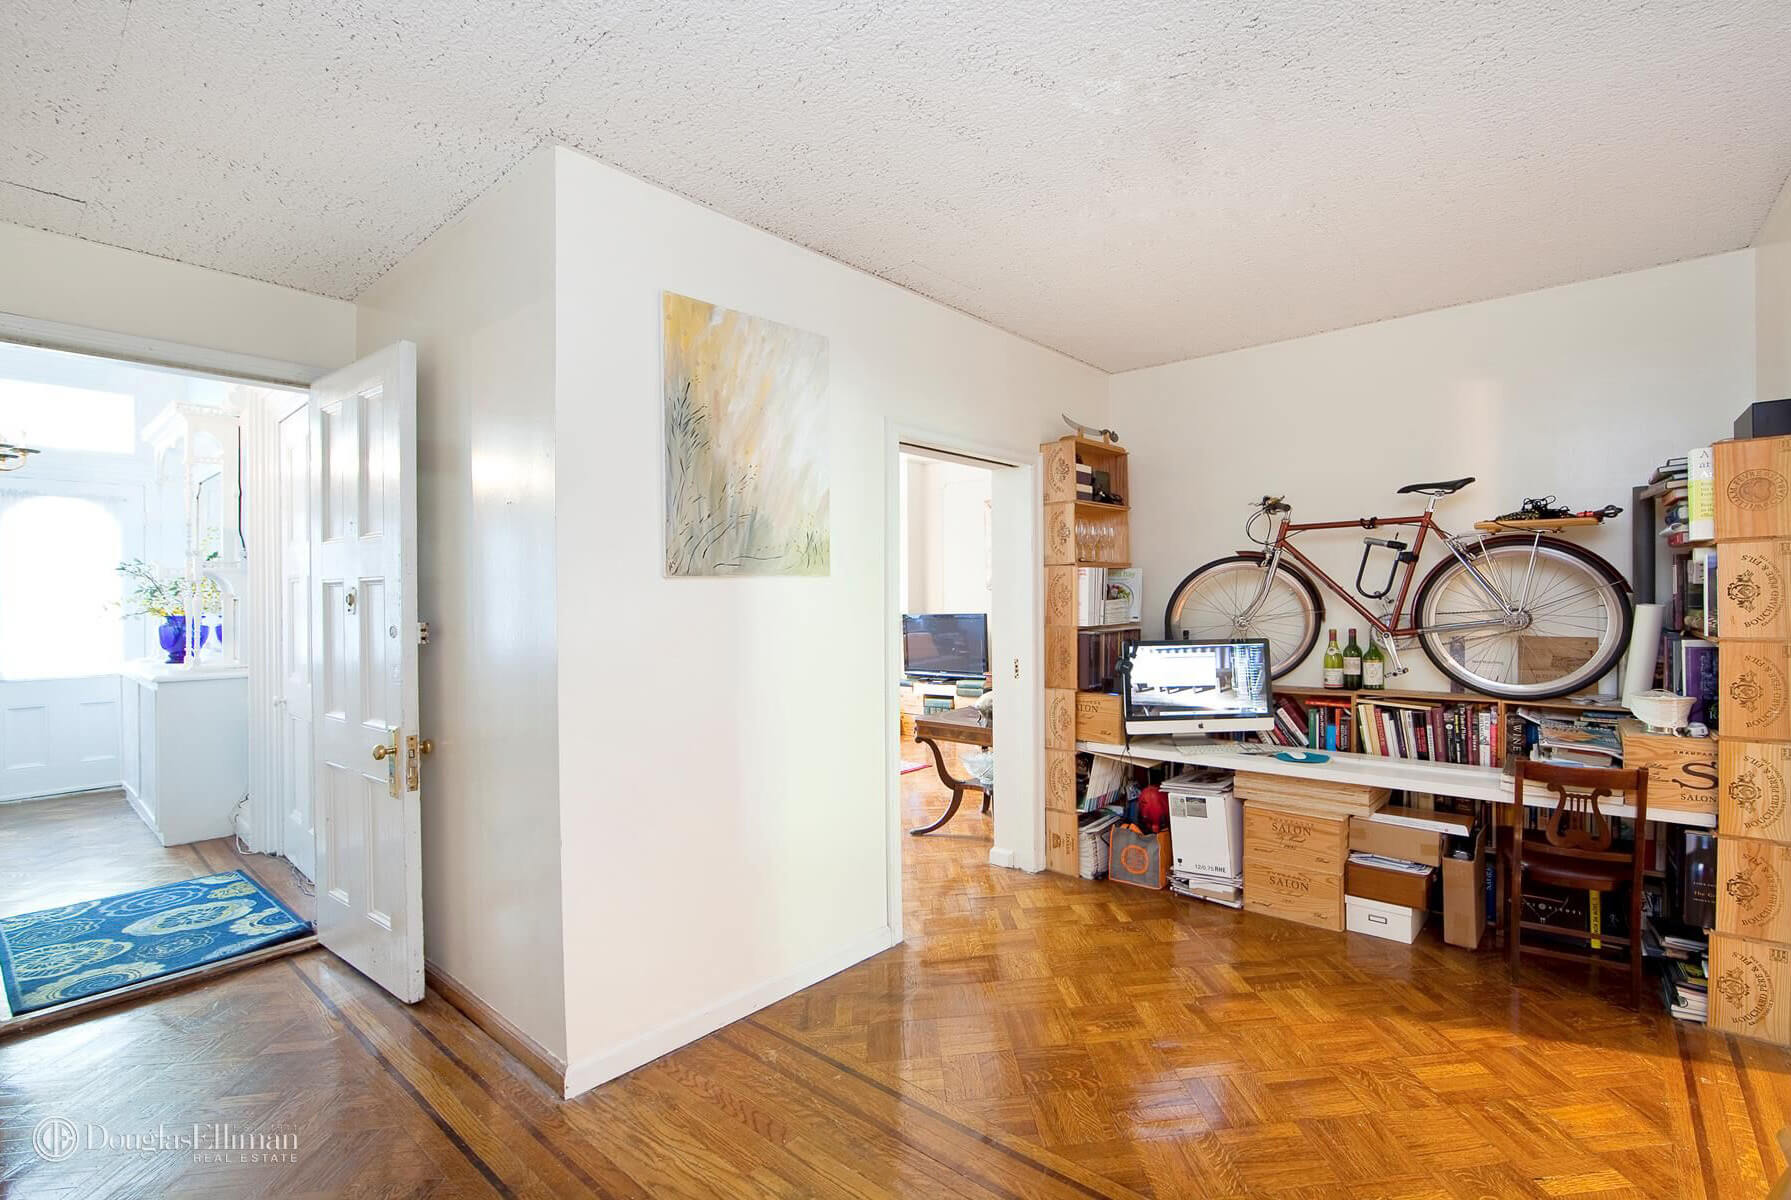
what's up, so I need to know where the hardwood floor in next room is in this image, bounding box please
[0,774,1787,1197]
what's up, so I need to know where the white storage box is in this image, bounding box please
[1345,894,1427,945]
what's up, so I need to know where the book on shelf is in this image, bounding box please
[1102,568,1143,625]
[1686,446,1715,542]
[1353,697,1500,765]
[1076,567,1105,626]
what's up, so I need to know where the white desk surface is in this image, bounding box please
[1077,738,1716,829]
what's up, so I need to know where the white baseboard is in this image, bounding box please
[560,924,900,1099]
[988,846,1017,869]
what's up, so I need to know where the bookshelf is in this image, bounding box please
[1042,434,1135,875]
[1271,684,1623,768]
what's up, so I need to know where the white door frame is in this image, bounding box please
[0,310,330,857]
[885,420,1044,941]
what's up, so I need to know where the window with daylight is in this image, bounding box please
[0,494,127,679]
[0,380,136,455]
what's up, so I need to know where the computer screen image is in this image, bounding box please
[1123,639,1273,734]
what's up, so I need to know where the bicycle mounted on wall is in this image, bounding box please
[1162,477,1633,700]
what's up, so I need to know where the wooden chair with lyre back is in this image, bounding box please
[1507,758,1650,1006]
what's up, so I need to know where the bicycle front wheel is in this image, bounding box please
[1163,555,1323,678]
[1413,537,1631,700]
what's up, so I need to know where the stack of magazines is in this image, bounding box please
[1660,958,1709,1023]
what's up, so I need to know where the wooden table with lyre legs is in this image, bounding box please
[909,706,992,835]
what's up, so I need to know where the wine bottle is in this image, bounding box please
[1342,628,1363,690]
[1322,629,1344,689]
[1362,635,1386,689]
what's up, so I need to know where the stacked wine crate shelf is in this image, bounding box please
[1041,435,1131,875]
[1710,434,1791,1045]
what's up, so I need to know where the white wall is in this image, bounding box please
[0,222,354,370]
[354,151,567,1063]
[902,455,992,616]
[1110,251,1756,691]
[1755,174,1791,403]
[551,145,1104,1091]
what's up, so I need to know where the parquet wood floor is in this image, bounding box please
[1,776,1787,1197]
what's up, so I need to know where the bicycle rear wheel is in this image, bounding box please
[1412,536,1631,700]
[1163,555,1324,678]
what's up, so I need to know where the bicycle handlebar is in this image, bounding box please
[1260,495,1291,514]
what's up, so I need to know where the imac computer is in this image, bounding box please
[1121,638,1275,736]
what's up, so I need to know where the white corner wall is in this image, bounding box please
[550,145,1104,1093]
[354,149,568,1064]
[903,455,993,616]
[1110,250,1756,691]
[0,221,355,369]
[1754,173,1791,402]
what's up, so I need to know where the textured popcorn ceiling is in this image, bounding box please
[5,2,1791,370]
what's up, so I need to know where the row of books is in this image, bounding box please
[1254,694,1502,764]
[1650,447,1715,544]
[1257,695,1355,751]
[1660,631,1718,727]
[1358,699,1501,764]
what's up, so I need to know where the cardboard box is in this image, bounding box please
[1617,721,1717,814]
[1442,825,1487,950]
[1346,860,1432,909]
[1348,812,1456,867]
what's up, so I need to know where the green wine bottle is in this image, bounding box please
[1362,635,1386,690]
[1342,628,1363,690]
[1322,629,1344,689]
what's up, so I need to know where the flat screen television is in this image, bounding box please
[903,613,989,681]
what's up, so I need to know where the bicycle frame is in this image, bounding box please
[1242,495,1540,640]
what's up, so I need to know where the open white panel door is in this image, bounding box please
[309,342,423,1002]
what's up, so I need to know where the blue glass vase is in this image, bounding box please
[158,615,187,664]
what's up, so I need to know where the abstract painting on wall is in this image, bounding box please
[663,291,830,576]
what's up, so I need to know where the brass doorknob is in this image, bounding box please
[418,739,434,756]
[372,744,393,761]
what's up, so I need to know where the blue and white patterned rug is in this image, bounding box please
[0,871,311,1015]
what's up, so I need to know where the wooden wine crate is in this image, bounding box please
[1616,721,1717,814]
[1233,771,1390,816]
[1716,837,1791,945]
[1041,439,1080,504]
[1709,932,1791,1047]
[1044,626,1077,691]
[1242,802,1349,876]
[1244,858,1345,932]
[1716,435,1791,542]
[1045,565,1077,627]
[1045,808,1079,875]
[1044,749,1078,814]
[1044,503,1078,566]
[1719,640,1791,742]
[1720,739,1791,843]
[1074,691,1123,744]
[1715,540,1791,640]
[1045,689,1076,752]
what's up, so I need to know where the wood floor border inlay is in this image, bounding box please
[288,958,516,1198]
[739,1017,1142,1200]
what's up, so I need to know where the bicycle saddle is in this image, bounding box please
[1396,476,1475,496]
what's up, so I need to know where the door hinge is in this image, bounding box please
[417,621,431,645]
